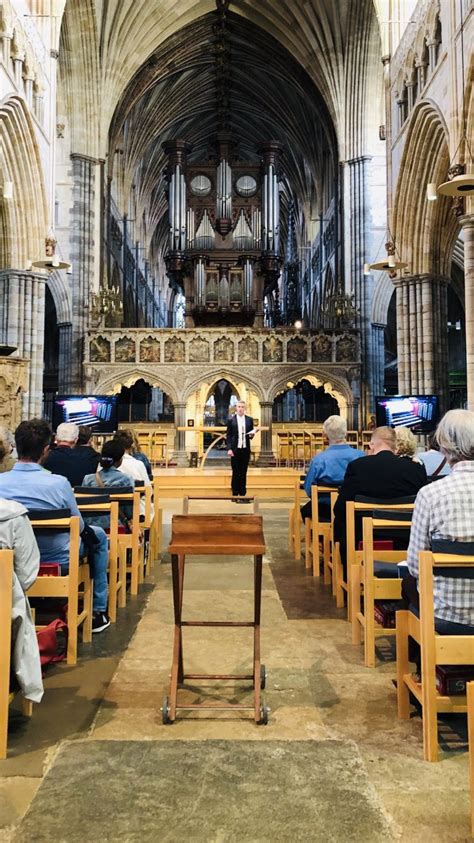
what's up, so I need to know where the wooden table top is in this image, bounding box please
[168,514,266,555]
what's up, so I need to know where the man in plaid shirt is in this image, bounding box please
[406,409,474,632]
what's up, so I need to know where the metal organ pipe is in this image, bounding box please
[169,173,175,249]
[180,171,186,251]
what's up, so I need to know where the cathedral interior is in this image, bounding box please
[0,0,474,839]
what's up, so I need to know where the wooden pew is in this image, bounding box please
[353,512,412,667]
[304,485,338,581]
[76,497,121,623]
[0,549,13,759]
[27,514,92,666]
[468,681,474,836]
[396,544,474,761]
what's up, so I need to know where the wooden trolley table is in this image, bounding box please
[162,514,268,725]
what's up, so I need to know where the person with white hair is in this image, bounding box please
[43,422,97,487]
[301,415,365,521]
[404,409,474,636]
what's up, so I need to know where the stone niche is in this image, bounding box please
[0,356,29,429]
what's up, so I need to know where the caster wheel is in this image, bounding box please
[161,696,171,725]
[260,664,266,690]
[258,703,269,725]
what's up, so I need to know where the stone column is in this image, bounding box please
[371,323,386,400]
[394,274,449,409]
[172,401,188,466]
[460,215,474,410]
[69,153,98,391]
[346,155,373,423]
[256,401,275,465]
[0,269,46,417]
[57,322,73,393]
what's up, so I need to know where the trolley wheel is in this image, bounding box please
[260,664,266,690]
[258,702,269,725]
[161,696,171,725]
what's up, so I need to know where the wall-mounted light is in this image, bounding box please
[25,260,32,271]
[363,263,371,276]
[3,181,13,200]
[294,320,303,330]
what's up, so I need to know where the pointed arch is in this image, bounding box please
[393,100,459,278]
[0,95,47,268]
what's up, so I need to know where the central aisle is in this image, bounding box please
[15,502,470,841]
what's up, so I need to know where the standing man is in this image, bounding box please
[226,400,258,500]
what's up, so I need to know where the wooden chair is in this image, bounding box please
[27,513,92,666]
[290,431,306,469]
[76,497,121,623]
[276,431,291,467]
[304,485,338,581]
[468,681,474,836]
[396,542,474,761]
[343,497,415,618]
[346,430,360,449]
[0,549,14,759]
[110,490,142,595]
[352,511,412,667]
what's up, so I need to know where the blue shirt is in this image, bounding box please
[0,463,83,565]
[303,444,366,496]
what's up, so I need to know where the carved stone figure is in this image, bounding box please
[287,336,307,362]
[164,336,186,362]
[262,336,282,362]
[336,335,357,362]
[90,336,111,363]
[214,337,234,362]
[139,336,161,362]
[189,337,210,362]
[115,336,136,362]
[238,336,258,362]
[312,334,332,362]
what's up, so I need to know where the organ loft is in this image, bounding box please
[163,135,282,329]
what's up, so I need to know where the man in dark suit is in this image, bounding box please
[44,422,99,487]
[333,426,427,568]
[226,401,258,499]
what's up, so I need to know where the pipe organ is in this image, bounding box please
[163,137,283,327]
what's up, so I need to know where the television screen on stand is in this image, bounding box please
[375,395,440,435]
[52,395,118,434]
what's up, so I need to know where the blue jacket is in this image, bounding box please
[303,444,366,496]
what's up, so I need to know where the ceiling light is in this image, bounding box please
[437,173,474,196]
[32,258,71,271]
[294,320,302,329]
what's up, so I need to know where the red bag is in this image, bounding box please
[37,619,68,667]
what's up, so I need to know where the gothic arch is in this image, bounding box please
[183,368,265,403]
[393,99,459,278]
[0,94,47,268]
[371,271,393,325]
[92,369,179,404]
[46,271,72,324]
[269,369,352,415]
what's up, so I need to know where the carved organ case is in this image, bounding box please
[163,136,282,327]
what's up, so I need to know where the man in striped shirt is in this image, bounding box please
[405,409,474,632]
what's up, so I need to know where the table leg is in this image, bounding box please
[253,554,262,721]
[169,552,185,721]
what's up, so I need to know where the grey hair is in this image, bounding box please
[56,422,79,443]
[435,409,474,465]
[323,415,347,444]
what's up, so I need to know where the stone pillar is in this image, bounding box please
[256,401,275,465]
[69,153,97,390]
[395,274,448,410]
[0,269,46,417]
[346,155,373,423]
[173,401,188,466]
[460,215,474,410]
[371,323,386,399]
[57,322,73,393]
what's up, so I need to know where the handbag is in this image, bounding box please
[37,619,68,668]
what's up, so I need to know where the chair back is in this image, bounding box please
[0,549,14,759]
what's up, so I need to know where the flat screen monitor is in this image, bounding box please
[52,395,118,434]
[375,395,440,434]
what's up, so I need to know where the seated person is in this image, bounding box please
[0,498,43,703]
[113,431,151,486]
[0,419,110,633]
[417,432,451,479]
[404,409,474,665]
[301,415,365,521]
[82,440,134,529]
[129,429,153,481]
[333,426,427,573]
[395,427,421,462]
[43,422,98,488]
[74,425,101,475]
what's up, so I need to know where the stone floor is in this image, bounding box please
[1,501,472,841]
